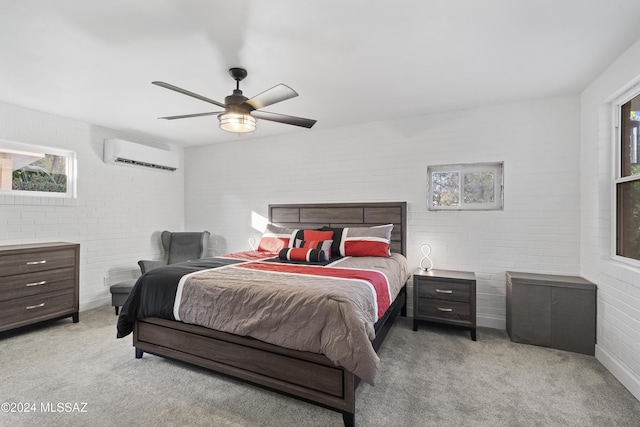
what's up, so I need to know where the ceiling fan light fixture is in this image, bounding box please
[154,68,315,132]
[218,112,256,133]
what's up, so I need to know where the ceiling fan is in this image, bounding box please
[152,68,317,133]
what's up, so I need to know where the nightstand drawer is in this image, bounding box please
[417,299,471,322]
[413,269,477,340]
[415,279,470,303]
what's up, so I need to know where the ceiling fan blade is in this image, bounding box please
[250,110,317,128]
[152,81,226,108]
[244,84,298,110]
[158,111,222,120]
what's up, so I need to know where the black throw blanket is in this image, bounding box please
[116,257,245,338]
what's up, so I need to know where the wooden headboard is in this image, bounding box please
[269,202,407,256]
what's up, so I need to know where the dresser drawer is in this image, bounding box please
[0,267,76,302]
[417,299,471,323]
[0,248,77,276]
[415,279,470,303]
[0,289,75,326]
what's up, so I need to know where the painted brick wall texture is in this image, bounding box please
[0,102,185,310]
[184,96,581,330]
[2,73,638,402]
[580,36,640,400]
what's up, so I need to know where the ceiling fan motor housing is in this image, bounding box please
[225,89,250,113]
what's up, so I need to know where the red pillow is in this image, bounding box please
[257,224,296,252]
[339,224,393,257]
[303,230,333,242]
[279,240,332,262]
[290,230,335,257]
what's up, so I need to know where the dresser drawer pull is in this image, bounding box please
[26,303,46,310]
[26,260,47,265]
[435,289,453,294]
[437,307,453,312]
[26,280,47,287]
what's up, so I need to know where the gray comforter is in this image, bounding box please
[176,254,410,384]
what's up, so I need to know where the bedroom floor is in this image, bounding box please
[1,306,639,426]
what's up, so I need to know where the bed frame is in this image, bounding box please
[133,201,407,426]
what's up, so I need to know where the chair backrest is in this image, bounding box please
[160,231,210,265]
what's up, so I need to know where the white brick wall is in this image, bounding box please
[580,37,640,401]
[184,95,581,330]
[2,52,637,404]
[0,102,185,310]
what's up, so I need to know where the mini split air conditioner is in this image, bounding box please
[103,139,179,171]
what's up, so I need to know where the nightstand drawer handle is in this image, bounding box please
[437,307,453,312]
[26,303,46,310]
[436,289,453,294]
[26,260,47,265]
[26,280,47,287]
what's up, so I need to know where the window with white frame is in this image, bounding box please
[615,92,640,262]
[0,139,76,199]
[428,162,503,210]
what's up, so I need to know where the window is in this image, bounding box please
[0,139,76,199]
[428,162,503,210]
[615,92,640,262]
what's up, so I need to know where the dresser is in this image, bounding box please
[506,271,596,355]
[0,242,79,333]
[413,269,477,341]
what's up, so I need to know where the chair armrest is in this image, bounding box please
[138,259,166,274]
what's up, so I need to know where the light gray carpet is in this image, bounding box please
[1,306,639,426]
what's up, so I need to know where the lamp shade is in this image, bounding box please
[218,113,256,133]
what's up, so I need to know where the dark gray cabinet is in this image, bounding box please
[506,271,596,355]
[413,269,476,341]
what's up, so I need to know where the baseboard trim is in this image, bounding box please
[80,296,110,312]
[477,314,505,330]
[596,344,640,402]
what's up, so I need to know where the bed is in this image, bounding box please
[117,201,409,426]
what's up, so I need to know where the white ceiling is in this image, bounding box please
[1,0,640,147]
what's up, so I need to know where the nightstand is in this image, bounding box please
[413,269,477,341]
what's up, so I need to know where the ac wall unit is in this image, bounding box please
[103,139,179,171]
